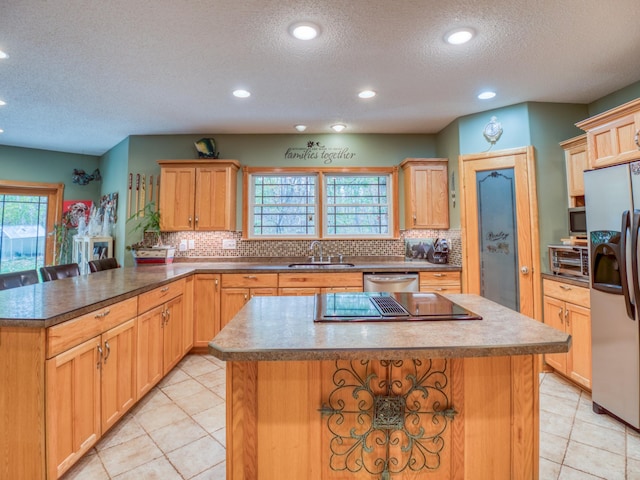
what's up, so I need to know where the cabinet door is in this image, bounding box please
[587,113,640,169]
[543,295,567,373]
[101,318,137,431]
[195,166,236,230]
[404,161,449,229]
[183,275,194,354]
[46,337,101,480]
[221,288,250,328]
[136,305,164,399]
[566,143,588,198]
[163,295,184,375]
[159,167,195,230]
[194,274,221,348]
[567,303,592,389]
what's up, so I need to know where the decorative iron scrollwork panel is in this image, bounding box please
[320,359,456,479]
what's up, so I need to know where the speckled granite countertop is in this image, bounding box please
[541,272,589,288]
[208,293,571,361]
[0,260,460,327]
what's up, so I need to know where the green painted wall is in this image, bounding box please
[0,144,100,202]
[528,102,589,272]
[588,80,640,115]
[126,133,438,243]
[435,119,461,228]
[458,103,531,155]
[99,137,130,265]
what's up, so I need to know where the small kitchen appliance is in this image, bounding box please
[548,244,589,278]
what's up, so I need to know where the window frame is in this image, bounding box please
[0,180,64,267]
[243,166,399,240]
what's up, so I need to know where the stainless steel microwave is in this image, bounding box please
[549,244,589,278]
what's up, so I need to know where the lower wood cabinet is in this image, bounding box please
[220,273,278,328]
[45,299,138,480]
[543,278,591,389]
[137,279,186,398]
[277,272,363,296]
[193,273,221,349]
[420,271,462,294]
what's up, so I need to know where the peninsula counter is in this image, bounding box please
[209,294,570,480]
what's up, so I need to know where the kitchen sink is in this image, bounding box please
[288,262,355,268]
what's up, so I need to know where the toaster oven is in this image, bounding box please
[548,245,589,278]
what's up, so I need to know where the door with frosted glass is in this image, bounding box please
[460,147,539,317]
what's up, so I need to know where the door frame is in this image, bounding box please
[459,146,542,320]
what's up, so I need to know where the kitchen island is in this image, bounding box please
[209,293,570,480]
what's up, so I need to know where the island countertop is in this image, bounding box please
[208,293,571,361]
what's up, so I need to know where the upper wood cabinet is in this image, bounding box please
[576,98,640,169]
[400,158,449,229]
[560,134,588,207]
[158,160,240,231]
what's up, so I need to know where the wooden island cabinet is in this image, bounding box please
[211,294,570,480]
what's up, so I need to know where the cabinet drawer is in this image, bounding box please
[419,271,461,285]
[420,285,462,294]
[278,272,363,288]
[543,279,590,308]
[138,278,185,313]
[47,297,138,358]
[221,273,278,288]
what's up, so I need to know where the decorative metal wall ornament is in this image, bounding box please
[319,359,456,479]
[71,168,101,185]
[483,115,503,151]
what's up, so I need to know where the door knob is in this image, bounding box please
[520,266,530,274]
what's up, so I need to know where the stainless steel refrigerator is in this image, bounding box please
[585,161,640,428]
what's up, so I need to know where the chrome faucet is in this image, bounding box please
[310,240,323,262]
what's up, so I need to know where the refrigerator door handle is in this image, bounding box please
[632,210,640,320]
[620,210,635,320]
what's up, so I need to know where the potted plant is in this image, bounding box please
[126,202,175,264]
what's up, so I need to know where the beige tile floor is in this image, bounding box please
[62,355,640,479]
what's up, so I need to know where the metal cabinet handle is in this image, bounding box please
[188,216,192,225]
[433,273,444,277]
[103,341,111,364]
[244,294,249,301]
[215,278,219,290]
[558,308,563,324]
[564,308,569,327]
[161,310,166,327]
[94,309,111,319]
[97,344,103,369]
[161,286,170,293]
[195,216,199,224]
[244,275,257,279]
[559,285,571,291]
[635,129,640,149]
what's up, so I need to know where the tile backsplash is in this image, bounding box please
[159,229,462,266]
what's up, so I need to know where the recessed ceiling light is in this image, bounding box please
[331,124,346,133]
[358,90,376,99]
[445,28,475,45]
[0,100,5,106]
[233,89,251,98]
[0,50,8,59]
[294,125,307,132]
[478,91,496,100]
[0,129,4,133]
[289,22,320,40]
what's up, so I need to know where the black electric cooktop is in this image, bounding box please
[314,292,482,322]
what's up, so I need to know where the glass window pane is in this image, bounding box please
[0,194,48,272]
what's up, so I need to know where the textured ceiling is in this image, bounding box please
[1,0,640,156]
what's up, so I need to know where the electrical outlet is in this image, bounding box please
[222,239,237,249]
[188,239,195,250]
[179,239,188,251]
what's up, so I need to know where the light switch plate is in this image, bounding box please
[179,239,188,251]
[222,239,237,249]
[188,239,195,250]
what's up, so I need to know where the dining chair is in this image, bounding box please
[0,269,39,290]
[40,263,81,282]
[88,257,120,273]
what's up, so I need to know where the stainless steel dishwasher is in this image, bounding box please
[363,273,419,292]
